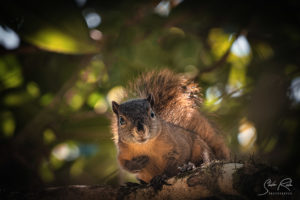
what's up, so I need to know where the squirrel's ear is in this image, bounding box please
[112,101,119,114]
[147,94,154,107]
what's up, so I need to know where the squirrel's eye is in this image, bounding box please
[119,116,125,125]
[150,111,155,118]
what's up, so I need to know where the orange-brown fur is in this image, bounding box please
[116,119,212,182]
[126,69,230,160]
[111,69,229,182]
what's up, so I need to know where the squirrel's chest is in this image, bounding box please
[130,140,173,179]
[128,139,172,159]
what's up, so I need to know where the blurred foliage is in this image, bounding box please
[0,0,300,191]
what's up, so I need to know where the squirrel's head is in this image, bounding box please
[112,94,160,144]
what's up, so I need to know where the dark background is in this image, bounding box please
[0,0,299,194]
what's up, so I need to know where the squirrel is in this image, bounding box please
[111,69,230,183]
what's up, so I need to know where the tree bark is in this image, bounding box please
[2,161,294,200]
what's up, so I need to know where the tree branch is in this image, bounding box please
[2,161,290,200]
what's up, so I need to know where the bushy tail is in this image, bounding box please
[128,69,230,160]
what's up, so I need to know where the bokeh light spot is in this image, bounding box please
[74,0,87,7]
[264,138,277,153]
[43,129,56,144]
[3,92,31,106]
[94,98,108,114]
[255,43,273,59]
[168,27,185,37]
[40,93,54,106]
[231,35,251,57]
[154,0,171,17]
[237,118,257,151]
[87,92,102,107]
[226,82,243,97]
[1,111,15,137]
[52,142,80,161]
[204,86,222,111]
[39,160,54,182]
[83,10,102,28]
[290,77,300,104]
[70,158,85,177]
[65,89,84,111]
[89,29,103,41]
[208,28,231,58]
[107,86,126,106]
[0,25,20,50]
[50,154,64,170]
[0,55,23,89]
[88,92,107,113]
[27,82,40,97]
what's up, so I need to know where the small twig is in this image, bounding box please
[199,46,232,75]
[100,169,119,184]
[0,44,39,55]
[194,31,242,81]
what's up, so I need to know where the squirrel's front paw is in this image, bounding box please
[150,174,171,191]
[124,155,149,173]
[178,161,196,173]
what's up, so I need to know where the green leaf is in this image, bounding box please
[3,1,100,54]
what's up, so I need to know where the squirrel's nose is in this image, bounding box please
[137,122,144,132]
